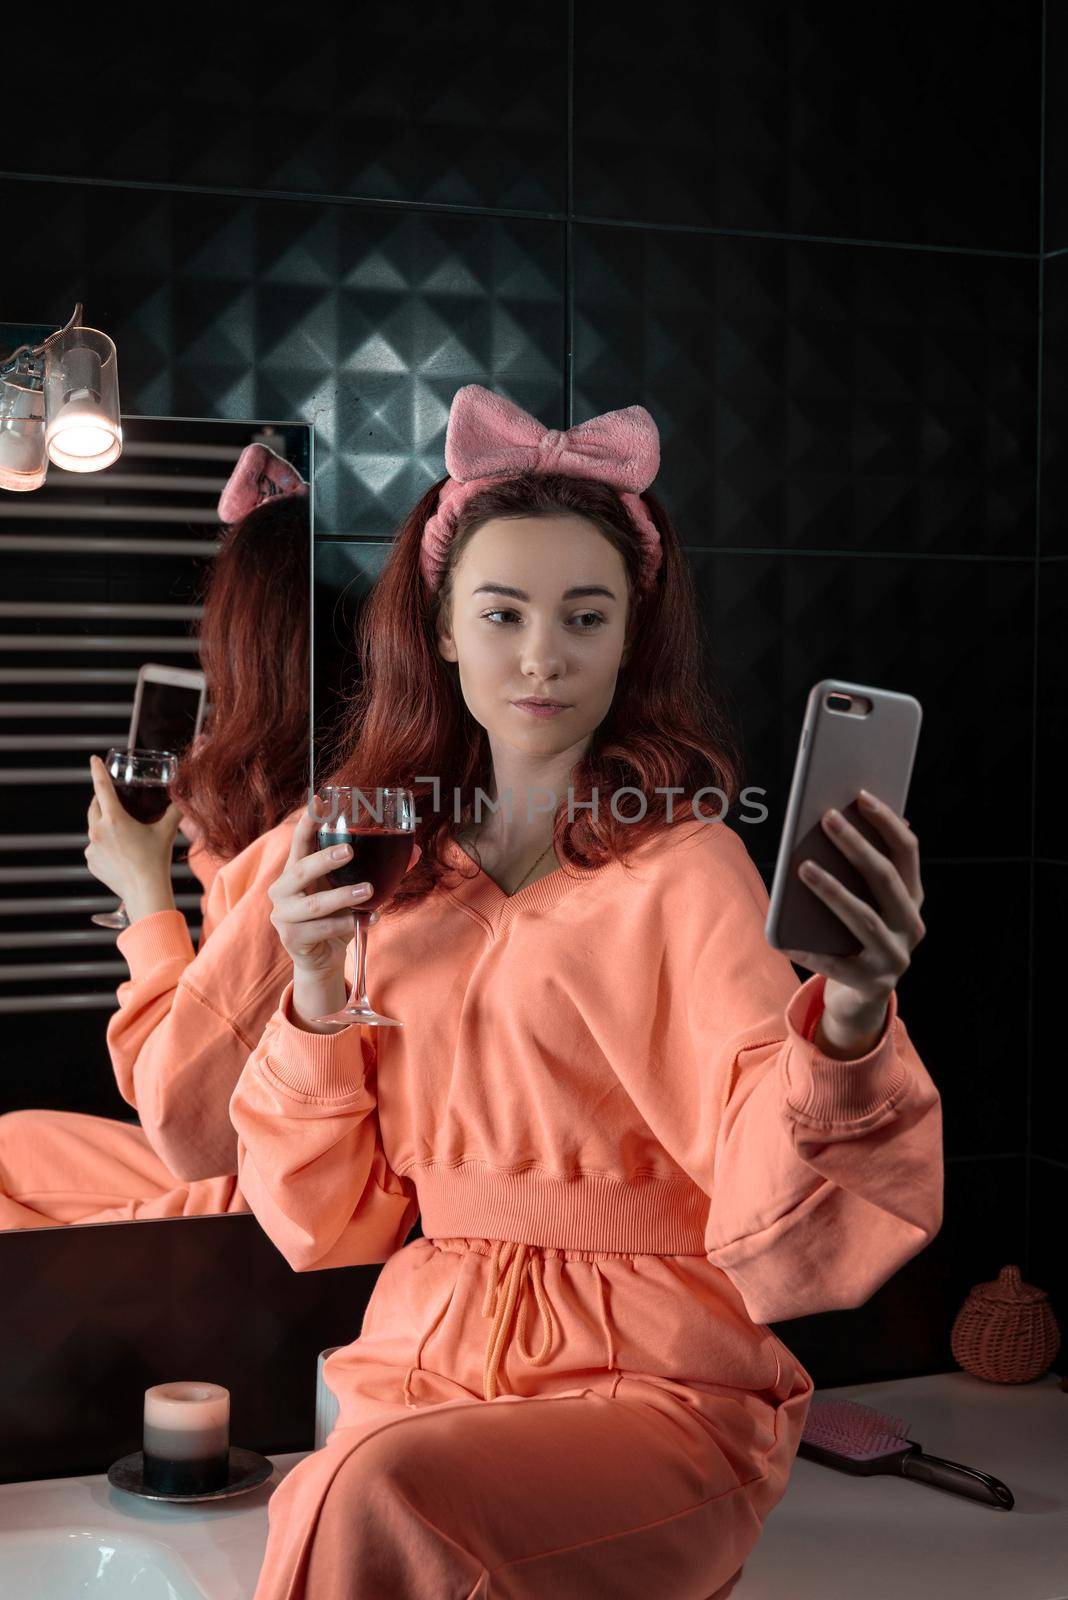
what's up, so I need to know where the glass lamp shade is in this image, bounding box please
[0,376,48,491]
[43,324,122,472]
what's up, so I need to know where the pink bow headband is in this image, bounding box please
[420,385,663,594]
[217,442,309,524]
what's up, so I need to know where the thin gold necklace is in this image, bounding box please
[463,827,556,894]
[511,837,557,894]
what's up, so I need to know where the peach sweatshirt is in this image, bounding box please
[228,816,943,1334]
[107,813,300,1183]
[185,835,224,919]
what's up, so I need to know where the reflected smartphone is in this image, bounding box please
[129,663,207,757]
[765,679,922,959]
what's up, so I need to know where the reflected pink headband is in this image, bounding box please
[420,384,663,594]
[217,442,309,524]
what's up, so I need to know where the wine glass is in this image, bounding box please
[90,747,180,929]
[314,785,418,1027]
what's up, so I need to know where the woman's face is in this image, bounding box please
[436,513,631,761]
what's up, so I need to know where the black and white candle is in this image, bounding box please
[143,1381,230,1494]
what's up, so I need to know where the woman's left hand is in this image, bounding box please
[780,789,926,1034]
[85,753,182,912]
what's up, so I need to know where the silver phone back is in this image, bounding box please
[765,678,922,958]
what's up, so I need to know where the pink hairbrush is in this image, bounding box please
[797,1396,1014,1510]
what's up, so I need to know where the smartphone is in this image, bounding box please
[128,663,208,757]
[765,679,922,959]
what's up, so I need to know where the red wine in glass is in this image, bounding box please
[113,779,172,826]
[90,747,180,930]
[313,786,417,1026]
[316,830,414,909]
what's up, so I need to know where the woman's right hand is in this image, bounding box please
[268,795,379,979]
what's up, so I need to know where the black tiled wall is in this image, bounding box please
[1036,0,1067,1384]
[1,1,1060,1480]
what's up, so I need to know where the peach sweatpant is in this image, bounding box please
[0,1109,250,1228]
[252,1236,814,1599]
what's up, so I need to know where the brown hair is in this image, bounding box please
[169,492,311,861]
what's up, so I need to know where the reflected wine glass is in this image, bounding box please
[314,785,418,1027]
[90,747,180,929]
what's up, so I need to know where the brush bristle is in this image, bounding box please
[801,1397,911,1460]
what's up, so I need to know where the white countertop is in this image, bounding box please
[0,1445,304,1598]
[738,1369,1068,1600]
[0,1370,1064,1599]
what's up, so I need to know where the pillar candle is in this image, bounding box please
[143,1381,230,1494]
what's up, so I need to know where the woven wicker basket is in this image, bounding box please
[950,1263,1061,1383]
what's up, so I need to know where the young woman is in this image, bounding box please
[0,446,367,1228]
[229,384,942,1599]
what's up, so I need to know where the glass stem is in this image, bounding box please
[347,910,370,1010]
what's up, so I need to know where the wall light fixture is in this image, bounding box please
[0,303,122,492]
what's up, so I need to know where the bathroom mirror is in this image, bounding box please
[0,413,314,1231]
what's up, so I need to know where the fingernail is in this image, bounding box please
[331,844,351,860]
[859,790,876,806]
[352,882,371,896]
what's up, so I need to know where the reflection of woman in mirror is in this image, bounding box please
[225,386,942,1599]
[0,446,357,1229]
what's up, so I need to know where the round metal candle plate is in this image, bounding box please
[107,1445,274,1502]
